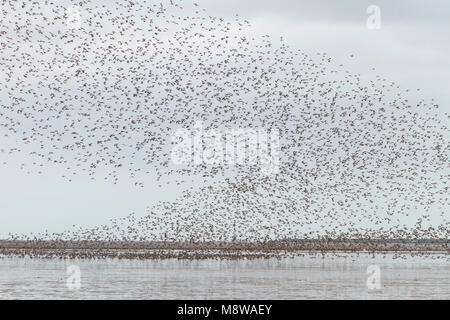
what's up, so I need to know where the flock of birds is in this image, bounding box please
[0,0,448,260]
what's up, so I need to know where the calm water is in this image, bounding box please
[0,252,448,299]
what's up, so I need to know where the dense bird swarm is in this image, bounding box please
[0,0,448,259]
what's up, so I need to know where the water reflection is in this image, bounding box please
[0,252,448,299]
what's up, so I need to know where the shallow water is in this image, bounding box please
[0,252,448,299]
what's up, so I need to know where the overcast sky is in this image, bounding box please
[0,0,448,236]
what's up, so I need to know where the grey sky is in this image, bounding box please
[0,0,448,237]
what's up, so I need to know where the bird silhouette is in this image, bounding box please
[0,0,448,260]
